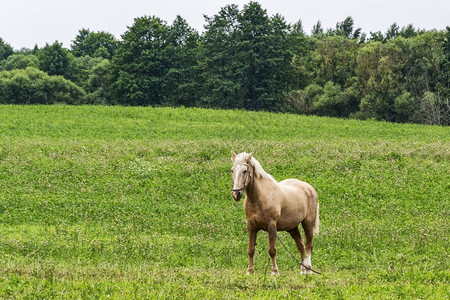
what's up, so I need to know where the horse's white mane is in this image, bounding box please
[236,152,276,182]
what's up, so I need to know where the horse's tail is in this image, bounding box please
[313,201,320,235]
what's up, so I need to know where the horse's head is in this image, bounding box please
[230,150,253,202]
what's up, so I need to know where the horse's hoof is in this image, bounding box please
[301,270,313,275]
[301,267,313,275]
[270,271,279,276]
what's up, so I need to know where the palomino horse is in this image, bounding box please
[231,151,319,275]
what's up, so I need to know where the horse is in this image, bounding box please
[230,151,319,275]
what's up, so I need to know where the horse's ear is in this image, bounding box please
[231,150,237,162]
[246,152,253,162]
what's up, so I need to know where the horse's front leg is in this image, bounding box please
[246,223,257,274]
[267,221,279,275]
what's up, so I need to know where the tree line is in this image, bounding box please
[0,2,449,125]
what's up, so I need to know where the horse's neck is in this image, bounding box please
[246,175,278,204]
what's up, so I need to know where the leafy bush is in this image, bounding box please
[0,67,85,104]
[0,54,40,71]
[394,91,416,122]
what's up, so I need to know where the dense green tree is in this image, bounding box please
[111,15,199,106]
[71,29,118,59]
[400,24,420,38]
[199,3,234,108]
[0,38,13,61]
[311,21,324,37]
[310,35,359,86]
[369,31,385,42]
[199,2,303,111]
[287,77,361,117]
[198,4,243,109]
[292,20,305,35]
[408,31,446,93]
[85,59,114,104]
[386,23,400,40]
[288,19,448,124]
[394,91,416,122]
[38,42,77,81]
[73,55,107,95]
[236,3,290,110]
[335,16,362,39]
[352,31,449,124]
[72,29,90,53]
[288,20,311,89]
[162,16,200,107]
[285,83,322,114]
[408,31,449,124]
[312,81,343,116]
[112,16,170,106]
[443,27,450,97]
[355,39,408,121]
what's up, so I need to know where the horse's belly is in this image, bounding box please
[277,210,306,231]
[277,180,311,230]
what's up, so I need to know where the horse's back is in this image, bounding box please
[279,178,317,201]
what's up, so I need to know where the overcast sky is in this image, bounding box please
[1,0,449,50]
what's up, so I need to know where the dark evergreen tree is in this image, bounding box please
[198,4,243,108]
[112,16,170,106]
[111,16,198,106]
[198,2,303,111]
[162,16,200,107]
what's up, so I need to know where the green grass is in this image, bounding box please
[0,105,449,299]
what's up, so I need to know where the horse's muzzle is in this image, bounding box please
[232,189,243,202]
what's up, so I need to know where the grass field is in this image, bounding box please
[0,105,449,299]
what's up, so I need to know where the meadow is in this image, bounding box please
[0,105,448,299]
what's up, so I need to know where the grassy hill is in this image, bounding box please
[0,105,448,298]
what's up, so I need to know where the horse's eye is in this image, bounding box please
[243,170,247,173]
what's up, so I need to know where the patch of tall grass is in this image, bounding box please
[0,105,448,298]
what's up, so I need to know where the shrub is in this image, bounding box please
[0,54,40,71]
[394,91,416,123]
[0,67,85,104]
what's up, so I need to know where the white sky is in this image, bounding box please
[1,0,449,50]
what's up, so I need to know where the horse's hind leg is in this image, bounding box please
[301,221,315,275]
[267,221,279,275]
[288,226,306,264]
